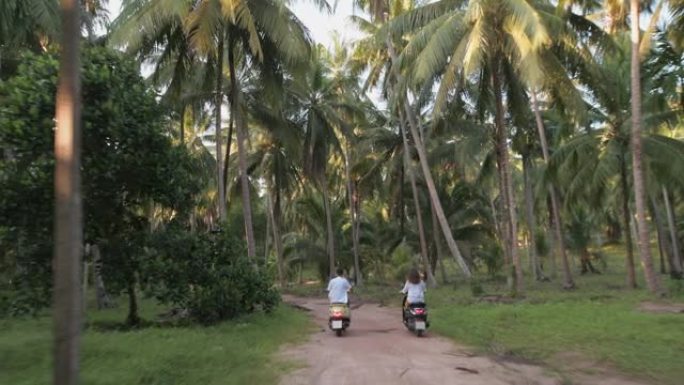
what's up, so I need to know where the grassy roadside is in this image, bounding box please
[1,299,312,385]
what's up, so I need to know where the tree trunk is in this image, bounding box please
[343,145,362,285]
[264,193,272,263]
[531,91,574,288]
[385,34,471,278]
[620,157,638,288]
[631,0,664,295]
[229,36,257,261]
[91,244,114,310]
[492,63,523,294]
[353,183,362,277]
[649,194,670,275]
[269,186,286,286]
[398,112,436,287]
[580,247,599,274]
[662,187,683,278]
[179,104,186,145]
[399,162,406,235]
[431,201,449,284]
[322,182,336,277]
[523,154,543,280]
[126,276,139,326]
[215,32,227,221]
[53,1,83,383]
[222,111,234,201]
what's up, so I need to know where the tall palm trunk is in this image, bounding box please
[523,154,542,280]
[431,200,449,283]
[531,92,574,288]
[53,1,82,384]
[343,146,362,285]
[322,181,336,277]
[228,36,256,261]
[385,34,471,278]
[491,62,523,294]
[180,104,186,145]
[620,156,638,288]
[399,113,436,287]
[631,0,663,295]
[662,187,683,278]
[215,33,227,221]
[267,187,285,286]
[649,194,671,275]
[222,112,234,198]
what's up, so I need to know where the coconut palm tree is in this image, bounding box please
[53,1,82,384]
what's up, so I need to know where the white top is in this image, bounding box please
[402,281,426,304]
[327,276,352,303]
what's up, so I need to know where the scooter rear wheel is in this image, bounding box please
[335,329,343,337]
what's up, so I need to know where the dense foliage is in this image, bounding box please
[0,46,203,316]
[144,225,280,324]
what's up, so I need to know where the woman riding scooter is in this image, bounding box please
[401,268,429,335]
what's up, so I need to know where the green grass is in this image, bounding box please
[0,299,312,385]
[428,245,684,384]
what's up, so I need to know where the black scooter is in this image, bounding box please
[402,296,429,337]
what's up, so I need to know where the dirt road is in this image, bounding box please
[279,296,562,385]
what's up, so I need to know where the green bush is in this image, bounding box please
[143,225,280,324]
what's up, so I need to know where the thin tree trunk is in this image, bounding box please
[222,111,234,200]
[268,185,286,286]
[264,193,272,263]
[53,1,83,383]
[399,162,406,235]
[126,276,139,326]
[398,113,436,287]
[385,34,471,278]
[353,183,362,274]
[431,201,449,284]
[215,32,226,221]
[620,157,638,288]
[322,182,336,277]
[662,187,683,278]
[180,104,186,145]
[491,63,523,294]
[649,194,670,275]
[82,260,88,311]
[229,36,256,261]
[91,244,113,310]
[274,189,286,286]
[523,154,542,280]
[343,146,362,285]
[631,0,664,295]
[531,91,573,288]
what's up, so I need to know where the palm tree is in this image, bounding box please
[53,1,82,384]
[358,0,472,279]
[114,0,319,260]
[630,0,664,294]
[390,0,560,291]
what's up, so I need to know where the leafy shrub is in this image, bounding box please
[143,225,280,324]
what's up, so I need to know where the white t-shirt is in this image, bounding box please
[327,276,352,303]
[402,281,426,304]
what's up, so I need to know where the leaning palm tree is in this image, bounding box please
[389,0,558,292]
[356,0,472,280]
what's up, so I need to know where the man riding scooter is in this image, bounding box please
[327,268,352,336]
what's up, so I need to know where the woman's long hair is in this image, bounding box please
[408,268,421,284]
